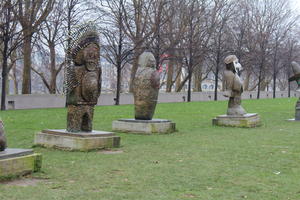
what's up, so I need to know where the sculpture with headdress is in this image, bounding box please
[223,55,246,116]
[65,22,101,132]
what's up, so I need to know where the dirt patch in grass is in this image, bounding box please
[99,149,124,154]
[1,178,48,187]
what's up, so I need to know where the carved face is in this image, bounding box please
[83,43,100,65]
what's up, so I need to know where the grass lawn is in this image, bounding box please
[0,98,300,200]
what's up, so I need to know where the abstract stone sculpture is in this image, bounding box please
[212,55,260,127]
[112,51,176,134]
[133,51,160,120]
[288,61,300,121]
[0,121,6,151]
[223,55,246,116]
[65,23,101,132]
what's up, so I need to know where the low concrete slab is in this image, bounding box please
[0,149,42,178]
[212,113,261,128]
[112,119,176,134]
[34,129,120,151]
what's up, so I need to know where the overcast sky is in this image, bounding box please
[291,0,300,12]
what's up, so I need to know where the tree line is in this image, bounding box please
[0,0,299,109]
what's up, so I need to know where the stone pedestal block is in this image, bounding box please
[0,149,42,178]
[112,119,176,134]
[212,113,260,128]
[34,129,120,151]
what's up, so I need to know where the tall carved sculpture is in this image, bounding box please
[223,55,246,115]
[35,22,120,151]
[0,121,7,151]
[112,51,176,134]
[288,61,300,121]
[65,23,101,132]
[212,55,260,127]
[133,52,160,120]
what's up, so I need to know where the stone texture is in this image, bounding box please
[133,52,160,120]
[288,61,300,120]
[223,55,246,116]
[0,121,6,151]
[112,119,176,134]
[212,113,261,128]
[34,129,120,151]
[65,23,101,132]
[0,149,42,178]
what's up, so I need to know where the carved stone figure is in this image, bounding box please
[288,61,300,120]
[65,23,101,132]
[0,121,7,151]
[223,55,246,116]
[133,51,160,120]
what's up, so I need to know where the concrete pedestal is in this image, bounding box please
[0,149,42,178]
[112,119,176,134]
[212,113,260,128]
[34,129,120,151]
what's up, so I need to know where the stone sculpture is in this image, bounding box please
[65,23,101,132]
[133,51,160,120]
[212,55,260,127]
[288,61,300,121]
[35,22,120,151]
[0,121,7,151]
[112,51,176,134]
[223,55,246,115]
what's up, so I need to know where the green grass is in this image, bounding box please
[1,98,300,200]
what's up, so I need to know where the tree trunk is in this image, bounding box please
[175,63,182,92]
[1,56,8,110]
[187,70,192,102]
[129,49,141,92]
[115,65,121,105]
[49,43,56,94]
[193,66,202,92]
[243,70,251,91]
[22,32,32,94]
[166,59,174,92]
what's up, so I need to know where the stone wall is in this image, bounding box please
[5,91,298,110]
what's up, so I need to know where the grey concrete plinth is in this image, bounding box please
[112,119,176,134]
[0,148,42,178]
[34,129,120,151]
[212,113,261,128]
[286,118,300,122]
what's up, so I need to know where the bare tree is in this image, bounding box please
[12,0,54,94]
[0,0,22,110]
[98,0,132,105]
[32,0,65,94]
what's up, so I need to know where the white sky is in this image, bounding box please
[291,0,300,12]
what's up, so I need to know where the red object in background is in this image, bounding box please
[158,54,171,72]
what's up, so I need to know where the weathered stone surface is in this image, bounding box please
[0,121,7,151]
[212,113,261,128]
[133,52,160,120]
[65,23,101,132]
[35,129,120,151]
[0,149,42,178]
[223,55,246,116]
[112,119,176,134]
[288,61,300,120]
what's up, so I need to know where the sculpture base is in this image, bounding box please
[112,119,176,134]
[34,129,120,151]
[0,149,42,178]
[212,113,260,128]
[286,118,300,122]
